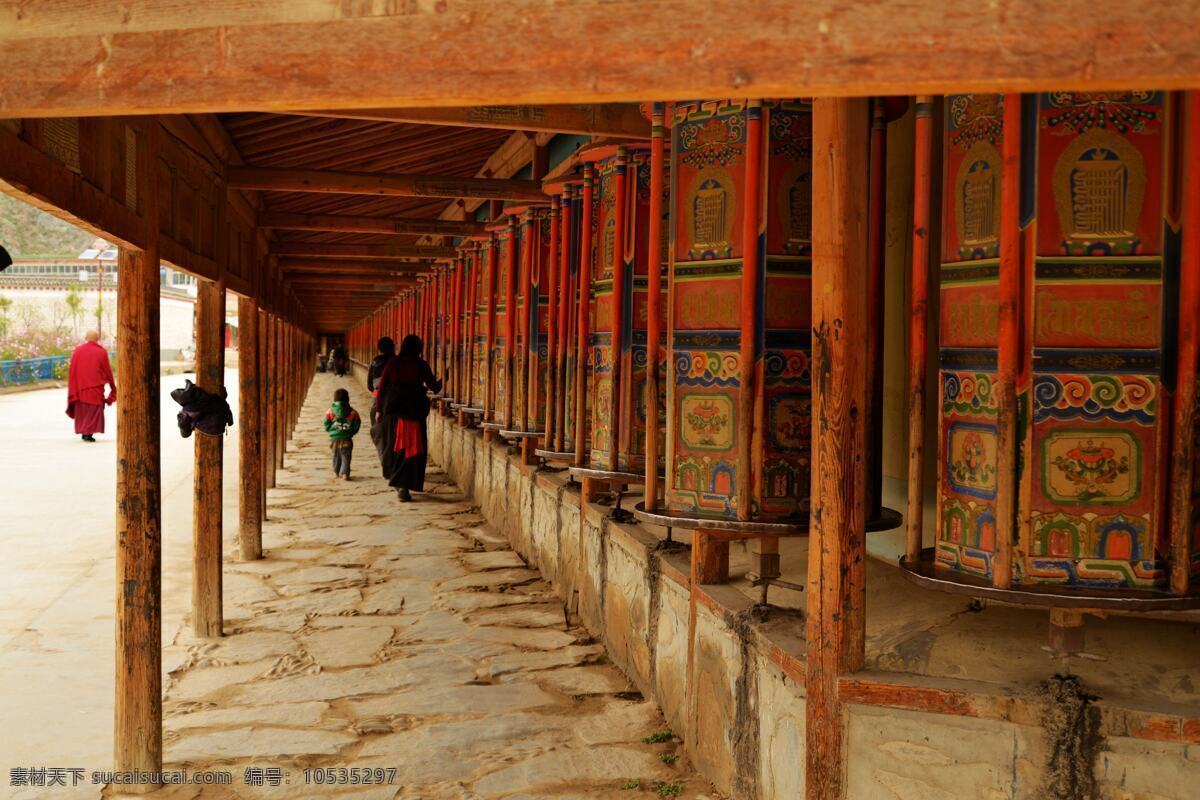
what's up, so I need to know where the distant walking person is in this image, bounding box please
[66,330,116,442]
[323,388,361,480]
[376,334,441,502]
[330,340,348,377]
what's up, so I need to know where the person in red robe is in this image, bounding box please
[66,331,116,442]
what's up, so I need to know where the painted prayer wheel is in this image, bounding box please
[664,99,814,523]
[512,204,552,435]
[573,142,669,478]
[484,218,517,429]
[921,91,1200,603]
[471,236,492,413]
[538,179,585,459]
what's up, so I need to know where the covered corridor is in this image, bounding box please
[150,371,710,799]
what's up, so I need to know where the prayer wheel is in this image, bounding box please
[482,218,518,433]
[503,204,552,444]
[664,99,815,524]
[904,91,1200,615]
[537,180,585,460]
[568,141,668,493]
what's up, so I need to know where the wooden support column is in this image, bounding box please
[555,189,573,452]
[644,103,666,508]
[258,307,273,502]
[192,278,225,637]
[504,217,519,428]
[518,214,534,431]
[805,97,870,800]
[1171,89,1200,595]
[484,237,499,436]
[609,148,630,471]
[274,315,286,470]
[574,165,595,466]
[993,94,1023,590]
[115,121,162,791]
[545,197,561,442]
[735,102,764,519]
[904,96,935,564]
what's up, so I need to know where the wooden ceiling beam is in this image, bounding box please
[279,257,435,271]
[228,166,545,202]
[270,242,456,260]
[2,2,1197,118]
[297,104,650,139]
[261,210,484,237]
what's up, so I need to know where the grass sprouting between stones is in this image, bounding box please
[642,730,674,744]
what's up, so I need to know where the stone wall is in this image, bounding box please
[422,410,1200,800]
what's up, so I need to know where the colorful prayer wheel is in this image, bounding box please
[567,141,669,488]
[905,91,1200,610]
[503,203,552,443]
[663,99,815,524]
[537,180,585,460]
[482,217,518,433]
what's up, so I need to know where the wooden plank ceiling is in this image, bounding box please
[219,113,511,331]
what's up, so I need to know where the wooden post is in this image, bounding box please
[258,307,273,503]
[465,247,480,409]
[609,148,629,472]
[904,96,934,564]
[519,212,535,431]
[574,164,595,465]
[545,196,561,443]
[275,315,286,471]
[484,237,499,429]
[736,101,764,520]
[805,97,870,800]
[556,188,574,452]
[114,120,162,791]
[993,94,1023,590]
[865,98,887,516]
[504,217,519,428]
[692,531,730,584]
[645,103,666,510]
[1171,90,1200,595]
[192,278,225,637]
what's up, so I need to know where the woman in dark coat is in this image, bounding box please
[375,334,441,501]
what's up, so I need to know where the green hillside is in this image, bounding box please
[0,193,94,259]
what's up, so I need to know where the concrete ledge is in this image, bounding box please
[425,411,1200,800]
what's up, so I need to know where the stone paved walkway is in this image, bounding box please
[134,373,716,800]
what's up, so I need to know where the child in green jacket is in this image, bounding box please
[323,388,361,479]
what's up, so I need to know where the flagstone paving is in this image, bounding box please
[129,373,716,800]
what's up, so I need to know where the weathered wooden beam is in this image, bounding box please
[270,241,456,260]
[280,261,432,277]
[192,278,225,638]
[805,97,870,800]
[300,103,651,139]
[260,210,485,237]
[228,166,545,202]
[0,126,142,249]
[238,296,262,560]
[3,2,1198,117]
[114,120,162,793]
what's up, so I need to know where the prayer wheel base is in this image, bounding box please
[899,548,1200,612]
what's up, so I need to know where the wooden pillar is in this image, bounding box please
[904,96,935,564]
[259,308,274,496]
[1171,90,1200,595]
[545,196,561,443]
[192,278,225,637]
[574,164,595,465]
[504,217,519,427]
[518,213,534,430]
[644,103,666,509]
[465,247,480,409]
[114,120,162,790]
[484,237,499,431]
[274,315,286,471]
[608,148,629,471]
[735,101,764,519]
[993,93,1023,590]
[556,188,574,451]
[805,97,870,800]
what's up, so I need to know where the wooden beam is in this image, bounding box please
[259,210,485,237]
[300,103,651,139]
[805,97,870,800]
[192,278,225,638]
[0,126,142,249]
[3,3,1199,117]
[238,296,262,561]
[114,120,162,793]
[228,166,545,202]
[279,258,432,275]
[271,242,456,260]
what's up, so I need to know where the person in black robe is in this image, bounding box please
[375,334,441,501]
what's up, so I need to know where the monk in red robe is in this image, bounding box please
[66,331,116,442]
